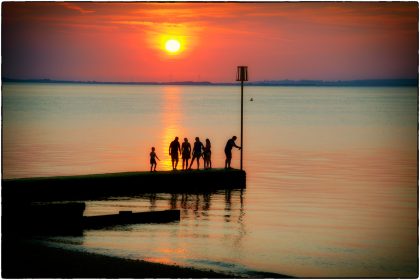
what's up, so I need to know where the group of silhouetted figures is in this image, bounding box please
[149,136,241,172]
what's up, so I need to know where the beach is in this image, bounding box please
[2,237,247,278]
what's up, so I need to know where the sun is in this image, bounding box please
[165,39,181,54]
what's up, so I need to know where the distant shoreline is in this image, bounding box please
[3,77,418,87]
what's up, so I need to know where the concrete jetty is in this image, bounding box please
[2,169,246,202]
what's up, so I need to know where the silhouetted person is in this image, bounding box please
[189,137,204,170]
[203,138,212,169]
[225,136,241,169]
[169,137,181,170]
[150,147,160,172]
[181,138,191,170]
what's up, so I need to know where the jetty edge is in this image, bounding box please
[2,168,246,201]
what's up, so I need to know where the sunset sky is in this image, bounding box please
[2,2,418,82]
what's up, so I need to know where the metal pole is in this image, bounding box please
[240,80,243,170]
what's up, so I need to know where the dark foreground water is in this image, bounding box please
[3,83,418,277]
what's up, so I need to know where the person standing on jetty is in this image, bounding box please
[181,138,191,170]
[169,137,181,170]
[225,136,241,169]
[150,147,160,172]
[189,137,204,170]
[203,138,212,169]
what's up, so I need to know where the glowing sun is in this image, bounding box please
[165,39,181,53]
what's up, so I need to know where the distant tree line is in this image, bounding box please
[2,77,418,87]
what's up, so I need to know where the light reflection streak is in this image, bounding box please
[158,248,187,254]
[161,86,184,170]
[143,257,175,265]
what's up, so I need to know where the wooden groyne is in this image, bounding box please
[84,210,180,229]
[3,202,180,236]
[2,169,246,202]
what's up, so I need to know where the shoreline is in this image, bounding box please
[2,237,237,278]
[2,237,291,278]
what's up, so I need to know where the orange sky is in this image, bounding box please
[2,2,418,82]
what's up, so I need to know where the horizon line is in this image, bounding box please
[2,77,418,86]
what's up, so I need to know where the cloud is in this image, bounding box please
[59,3,95,14]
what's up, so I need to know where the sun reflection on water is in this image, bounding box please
[143,257,176,265]
[160,86,184,170]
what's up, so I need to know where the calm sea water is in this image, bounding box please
[2,83,418,277]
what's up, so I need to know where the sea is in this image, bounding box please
[2,83,418,277]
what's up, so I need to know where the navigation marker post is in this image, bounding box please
[236,66,248,171]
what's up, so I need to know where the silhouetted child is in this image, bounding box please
[150,147,160,172]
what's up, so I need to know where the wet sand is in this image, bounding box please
[2,237,292,278]
[2,237,240,278]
